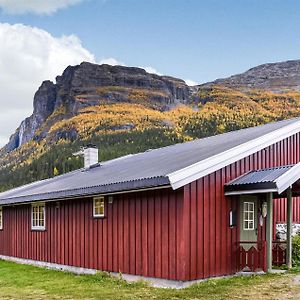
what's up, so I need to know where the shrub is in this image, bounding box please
[292,234,300,266]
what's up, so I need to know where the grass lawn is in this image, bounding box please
[0,260,299,299]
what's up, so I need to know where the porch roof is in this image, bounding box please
[224,162,300,196]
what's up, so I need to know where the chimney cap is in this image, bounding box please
[84,143,97,149]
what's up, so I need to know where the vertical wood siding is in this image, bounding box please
[0,188,187,281]
[183,132,300,281]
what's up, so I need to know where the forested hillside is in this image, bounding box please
[2,61,300,192]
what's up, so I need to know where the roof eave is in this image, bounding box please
[225,188,278,196]
[0,177,171,205]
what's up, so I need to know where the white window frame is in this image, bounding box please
[243,201,255,231]
[0,207,3,230]
[31,203,46,231]
[93,197,105,218]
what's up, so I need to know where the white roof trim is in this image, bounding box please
[225,189,277,196]
[275,162,300,194]
[167,119,300,190]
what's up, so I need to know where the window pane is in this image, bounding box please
[249,221,254,229]
[94,197,104,216]
[249,203,254,212]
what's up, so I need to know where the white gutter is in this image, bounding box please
[224,189,277,196]
[275,162,300,194]
[167,119,300,190]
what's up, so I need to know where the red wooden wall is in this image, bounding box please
[0,188,189,281]
[273,198,300,224]
[183,132,300,281]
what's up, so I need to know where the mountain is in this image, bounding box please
[2,59,300,191]
[201,59,300,92]
[4,62,191,152]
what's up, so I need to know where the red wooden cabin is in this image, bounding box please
[1,118,300,285]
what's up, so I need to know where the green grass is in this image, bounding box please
[0,260,296,299]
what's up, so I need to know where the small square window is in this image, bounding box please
[32,203,45,230]
[93,197,105,218]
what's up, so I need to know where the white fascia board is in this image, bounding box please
[225,189,277,196]
[167,120,300,190]
[275,162,300,194]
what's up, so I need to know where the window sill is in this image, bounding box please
[31,227,46,231]
[93,215,106,219]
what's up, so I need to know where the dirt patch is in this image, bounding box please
[227,274,300,300]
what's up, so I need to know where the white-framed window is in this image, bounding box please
[31,203,45,230]
[243,202,255,230]
[0,207,3,230]
[93,197,105,218]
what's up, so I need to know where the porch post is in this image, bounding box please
[287,187,293,269]
[266,192,273,272]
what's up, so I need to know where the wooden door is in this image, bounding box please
[240,195,258,249]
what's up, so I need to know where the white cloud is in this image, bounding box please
[0,22,95,147]
[0,23,176,148]
[98,57,124,66]
[0,23,163,148]
[97,59,161,76]
[142,66,162,75]
[185,79,198,86]
[0,0,85,15]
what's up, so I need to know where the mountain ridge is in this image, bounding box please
[200,59,300,92]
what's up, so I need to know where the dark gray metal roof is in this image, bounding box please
[1,117,300,205]
[225,165,294,193]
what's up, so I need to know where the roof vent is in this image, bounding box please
[73,144,99,169]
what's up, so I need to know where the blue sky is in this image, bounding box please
[2,0,300,83]
[0,0,300,145]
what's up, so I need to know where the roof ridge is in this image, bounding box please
[131,117,300,155]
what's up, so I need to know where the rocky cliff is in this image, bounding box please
[5,62,192,152]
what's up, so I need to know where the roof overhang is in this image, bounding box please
[224,162,300,196]
[0,177,171,206]
[276,162,300,194]
[167,119,300,190]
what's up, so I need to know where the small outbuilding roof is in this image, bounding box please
[225,162,300,195]
[1,117,300,205]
